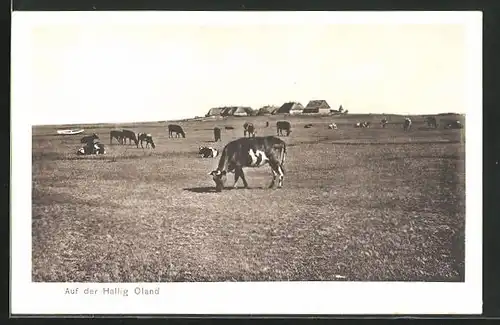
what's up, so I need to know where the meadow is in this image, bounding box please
[32,113,466,282]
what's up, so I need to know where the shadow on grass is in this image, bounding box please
[183,186,265,193]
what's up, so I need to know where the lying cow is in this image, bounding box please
[199,146,219,158]
[354,122,370,128]
[328,123,337,129]
[137,133,156,149]
[209,136,287,192]
[77,142,106,155]
[444,120,464,129]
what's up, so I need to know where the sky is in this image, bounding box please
[14,12,471,125]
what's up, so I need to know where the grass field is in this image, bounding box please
[32,113,466,282]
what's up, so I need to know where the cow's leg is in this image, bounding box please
[239,168,249,188]
[233,168,242,188]
[268,161,280,188]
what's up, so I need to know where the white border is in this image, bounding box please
[11,11,483,315]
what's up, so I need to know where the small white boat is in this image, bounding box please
[56,129,85,135]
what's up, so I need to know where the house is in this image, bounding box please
[302,100,331,115]
[257,105,279,116]
[206,107,225,117]
[233,107,250,117]
[274,102,304,115]
[330,105,345,115]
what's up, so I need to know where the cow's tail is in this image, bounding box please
[279,142,287,174]
[216,145,229,172]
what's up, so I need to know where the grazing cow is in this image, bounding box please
[225,126,235,130]
[199,146,219,158]
[444,120,464,129]
[137,133,156,149]
[214,127,222,142]
[276,121,292,136]
[426,116,438,128]
[328,123,338,129]
[243,122,256,137]
[80,133,99,144]
[77,142,106,155]
[110,130,124,144]
[122,129,139,146]
[403,118,412,131]
[381,118,388,128]
[209,136,287,192]
[304,124,313,128]
[168,124,186,138]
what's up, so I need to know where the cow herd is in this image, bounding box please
[73,117,463,192]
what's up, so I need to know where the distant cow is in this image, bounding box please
[381,118,388,128]
[110,130,124,144]
[354,122,370,128]
[122,129,139,146]
[77,142,106,155]
[426,116,438,128]
[80,133,99,144]
[209,136,287,192]
[137,133,156,149]
[276,121,292,136]
[304,124,313,128]
[214,127,222,142]
[168,124,186,138]
[328,123,338,129]
[444,120,464,129]
[199,146,219,158]
[265,121,269,127]
[403,118,412,131]
[243,122,256,137]
[225,126,235,130]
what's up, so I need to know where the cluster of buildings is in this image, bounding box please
[205,100,347,117]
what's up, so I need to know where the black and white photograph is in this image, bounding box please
[11,11,482,315]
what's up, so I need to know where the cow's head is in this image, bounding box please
[209,169,227,192]
[150,140,156,149]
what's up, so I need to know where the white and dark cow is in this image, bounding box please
[328,123,338,129]
[77,142,106,155]
[403,118,412,131]
[137,133,156,149]
[209,136,287,192]
[199,146,219,158]
[381,118,388,128]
